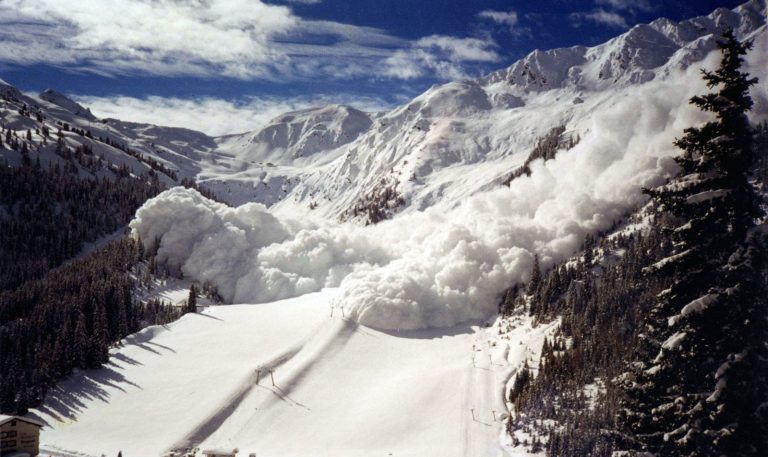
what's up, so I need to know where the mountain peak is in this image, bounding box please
[39,88,97,121]
[217,102,374,166]
[0,79,23,100]
[481,0,766,92]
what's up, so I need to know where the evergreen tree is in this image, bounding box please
[528,254,542,295]
[620,30,767,456]
[187,284,198,313]
[91,303,110,367]
[73,308,88,368]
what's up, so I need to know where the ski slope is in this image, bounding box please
[31,289,554,457]
[33,291,331,457]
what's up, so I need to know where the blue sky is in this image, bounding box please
[0,0,746,134]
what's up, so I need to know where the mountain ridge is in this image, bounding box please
[1,1,765,222]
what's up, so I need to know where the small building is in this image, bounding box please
[0,414,44,457]
[201,448,238,457]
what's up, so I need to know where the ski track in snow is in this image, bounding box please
[191,310,506,456]
[170,337,310,453]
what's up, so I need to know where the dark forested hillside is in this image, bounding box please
[503,163,768,456]
[501,218,673,456]
[0,137,218,415]
[619,32,768,457]
[0,237,183,415]
[501,32,768,457]
[0,159,165,290]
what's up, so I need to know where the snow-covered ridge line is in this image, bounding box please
[251,0,766,221]
[39,88,97,121]
[3,2,764,221]
[480,0,765,92]
[0,80,214,187]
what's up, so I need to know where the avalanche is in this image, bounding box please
[129,3,767,331]
[129,49,750,330]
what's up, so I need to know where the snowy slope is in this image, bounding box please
[0,81,216,185]
[33,290,333,457]
[32,289,557,457]
[196,314,558,457]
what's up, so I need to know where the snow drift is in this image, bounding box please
[130,44,766,330]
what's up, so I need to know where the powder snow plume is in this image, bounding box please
[130,49,765,330]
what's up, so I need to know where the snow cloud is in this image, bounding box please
[74,94,392,137]
[130,188,391,304]
[596,0,656,13]
[127,54,741,331]
[570,9,629,29]
[384,36,499,80]
[478,10,519,33]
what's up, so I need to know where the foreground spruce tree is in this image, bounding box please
[620,30,768,456]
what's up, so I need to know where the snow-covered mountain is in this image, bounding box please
[3,1,765,318]
[482,2,765,90]
[218,104,373,165]
[0,79,216,187]
[5,2,768,456]
[4,1,765,326]
[3,1,764,221]
[198,0,766,222]
[117,0,766,330]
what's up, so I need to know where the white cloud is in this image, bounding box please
[0,0,492,82]
[384,35,499,80]
[0,0,295,78]
[596,0,655,13]
[74,94,392,136]
[569,0,654,30]
[416,36,499,62]
[570,8,629,28]
[477,9,519,33]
